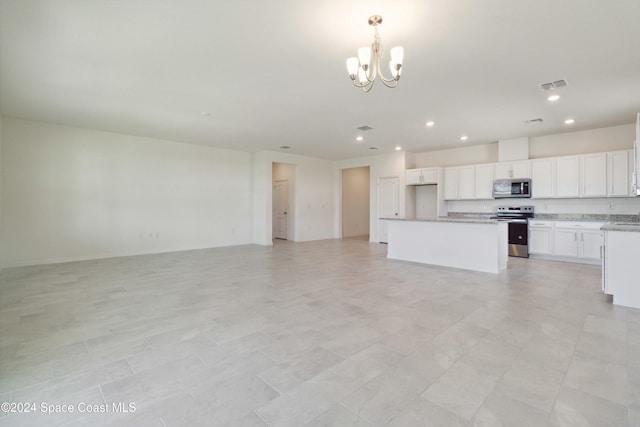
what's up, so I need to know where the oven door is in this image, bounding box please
[508,219,529,258]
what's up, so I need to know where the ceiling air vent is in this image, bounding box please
[540,79,567,91]
[525,118,544,124]
[357,125,373,131]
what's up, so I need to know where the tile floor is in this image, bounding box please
[0,237,638,426]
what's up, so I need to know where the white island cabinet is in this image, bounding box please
[385,218,508,274]
[602,224,640,309]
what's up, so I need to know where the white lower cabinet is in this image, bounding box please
[581,230,604,260]
[529,221,604,264]
[528,220,554,255]
[554,228,580,257]
[552,222,604,262]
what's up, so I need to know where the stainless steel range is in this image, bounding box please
[495,206,534,258]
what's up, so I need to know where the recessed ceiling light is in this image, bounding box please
[547,94,560,102]
[395,146,402,151]
[460,135,468,141]
[356,136,364,141]
[425,121,435,127]
[200,111,211,116]
[564,118,575,124]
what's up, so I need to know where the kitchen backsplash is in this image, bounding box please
[447,197,640,216]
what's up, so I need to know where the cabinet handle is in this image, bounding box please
[574,232,577,241]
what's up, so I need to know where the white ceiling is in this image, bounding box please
[1,0,639,161]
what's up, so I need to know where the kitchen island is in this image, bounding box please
[384,217,508,274]
[601,222,640,309]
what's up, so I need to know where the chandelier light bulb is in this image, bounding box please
[346,57,359,78]
[358,47,372,68]
[390,46,404,64]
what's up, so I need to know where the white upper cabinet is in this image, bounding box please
[419,149,633,201]
[607,150,631,196]
[511,160,532,179]
[443,167,460,200]
[406,167,440,185]
[580,153,607,197]
[406,168,423,185]
[555,156,580,198]
[494,160,531,180]
[474,164,494,199]
[444,164,493,200]
[457,166,475,199]
[493,163,511,180]
[530,158,555,198]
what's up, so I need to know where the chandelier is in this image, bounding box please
[346,15,404,92]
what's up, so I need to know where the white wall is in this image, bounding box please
[0,114,3,268]
[341,166,370,237]
[251,151,271,246]
[335,151,408,242]
[252,150,335,245]
[415,124,634,169]
[415,143,498,167]
[530,124,634,158]
[1,117,253,267]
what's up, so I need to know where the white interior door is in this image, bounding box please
[378,177,399,243]
[273,180,288,240]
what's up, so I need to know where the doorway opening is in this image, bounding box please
[272,162,295,241]
[341,166,370,239]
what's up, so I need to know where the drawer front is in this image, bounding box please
[555,221,604,230]
[529,220,553,228]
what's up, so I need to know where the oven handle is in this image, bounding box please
[506,219,529,223]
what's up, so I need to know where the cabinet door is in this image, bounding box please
[457,166,475,199]
[494,163,512,179]
[529,227,553,254]
[474,164,494,199]
[554,229,579,257]
[422,168,439,184]
[581,230,603,260]
[531,158,555,198]
[406,169,423,185]
[556,156,580,198]
[608,151,630,196]
[511,160,531,179]
[581,153,607,197]
[443,168,459,200]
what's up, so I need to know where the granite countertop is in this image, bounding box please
[535,213,640,223]
[381,217,498,224]
[601,223,640,232]
[387,212,640,230]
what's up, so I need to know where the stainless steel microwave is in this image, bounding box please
[492,179,531,198]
